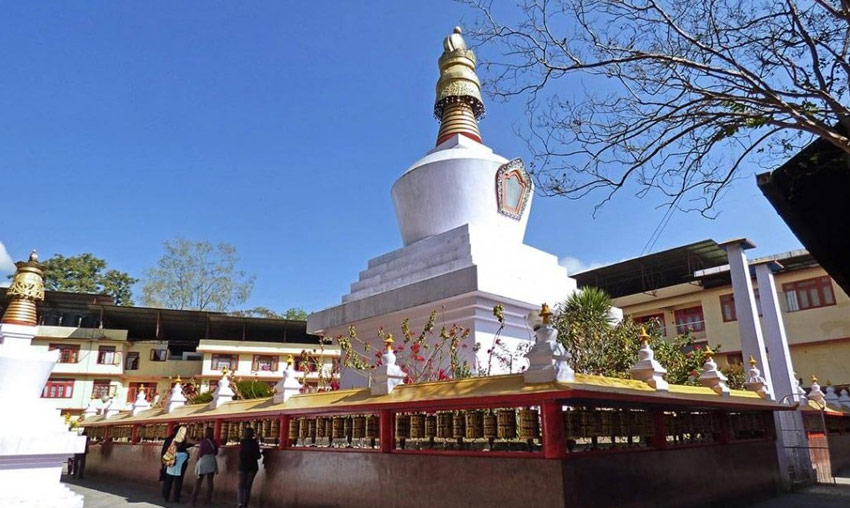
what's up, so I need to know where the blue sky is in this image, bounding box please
[0,2,800,312]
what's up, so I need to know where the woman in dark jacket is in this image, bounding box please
[161,426,193,503]
[237,427,262,508]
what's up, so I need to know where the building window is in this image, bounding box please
[783,276,836,312]
[726,353,744,366]
[97,346,117,365]
[719,289,763,322]
[633,313,666,334]
[126,382,157,403]
[294,358,317,372]
[92,379,112,399]
[211,354,238,371]
[674,306,705,334]
[150,349,168,362]
[49,344,80,363]
[43,379,74,399]
[252,355,279,372]
[125,351,140,370]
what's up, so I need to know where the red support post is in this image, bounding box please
[279,415,290,450]
[541,400,567,459]
[379,410,393,453]
[131,424,139,444]
[213,420,222,444]
[651,409,668,449]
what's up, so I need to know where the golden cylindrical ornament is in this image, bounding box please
[425,415,437,438]
[483,412,497,439]
[395,414,411,439]
[343,416,353,439]
[497,409,517,439]
[332,417,345,440]
[288,419,299,442]
[298,418,309,439]
[465,411,483,439]
[519,408,540,440]
[353,416,366,439]
[324,418,333,440]
[437,413,452,438]
[271,419,281,439]
[452,412,466,439]
[316,417,327,439]
[410,414,425,439]
[366,415,379,439]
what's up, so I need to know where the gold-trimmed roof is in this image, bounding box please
[81,373,791,427]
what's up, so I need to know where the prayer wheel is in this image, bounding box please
[332,416,345,440]
[308,418,318,442]
[437,413,452,439]
[270,419,281,440]
[316,417,327,439]
[465,411,483,439]
[452,412,466,439]
[599,410,613,436]
[519,408,540,440]
[288,419,299,442]
[483,412,497,440]
[353,416,366,439]
[220,422,229,441]
[409,414,425,439]
[497,409,517,439]
[365,415,379,439]
[299,418,309,439]
[395,414,411,439]
[344,416,353,440]
[425,415,437,439]
[324,418,333,441]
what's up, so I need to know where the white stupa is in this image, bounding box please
[308,28,580,387]
[0,252,85,507]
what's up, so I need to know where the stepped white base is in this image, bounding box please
[0,461,83,508]
[309,223,582,389]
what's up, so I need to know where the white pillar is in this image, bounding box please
[273,356,303,403]
[720,239,774,393]
[130,386,151,416]
[371,337,406,396]
[209,369,236,409]
[752,257,813,487]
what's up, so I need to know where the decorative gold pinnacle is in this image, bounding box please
[175,375,182,384]
[2,250,46,326]
[434,26,484,145]
[539,303,552,325]
[638,327,651,346]
[384,334,395,351]
[702,346,715,361]
[286,354,294,366]
[748,355,757,367]
[221,366,229,376]
[811,374,818,384]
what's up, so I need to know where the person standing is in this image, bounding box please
[190,427,218,507]
[161,426,192,503]
[237,427,262,508]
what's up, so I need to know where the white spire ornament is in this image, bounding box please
[130,384,152,416]
[165,376,187,413]
[744,356,771,399]
[371,335,406,396]
[274,355,304,403]
[629,328,668,391]
[824,381,840,407]
[838,388,850,410]
[210,367,236,409]
[524,304,574,384]
[808,376,826,406]
[697,347,730,397]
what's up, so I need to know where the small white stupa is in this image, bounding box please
[308,27,593,388]
[0,251,85,507]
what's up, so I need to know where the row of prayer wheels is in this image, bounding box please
[221,419,281,444]
[728,412,769,439]
[666,411,722,439]
[139,423,169,442]
[564,408,654,439]
[87,426,106,442]
[110,425,133,442]
[289,414,380,444]
[395,408,540,441]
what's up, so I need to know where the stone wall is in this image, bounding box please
[84,441,781,508]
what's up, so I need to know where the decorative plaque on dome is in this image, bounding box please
[495,158,531,220]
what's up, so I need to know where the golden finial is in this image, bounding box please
[175,375,182,384]
[539,303,552,325]
[434,25,484,145]
[384,333,395,352]
[702,346,715,361]
[748,355,757,367]
[2,250,46,326]
[286,354,294,366]
[638,327,651,346]
[827,379,833,387]
[221,366,229,376]
[811,374,818,384]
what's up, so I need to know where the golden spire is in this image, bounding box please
[434,26,485,146]
[2,250,45,326]
[638,327,651,346]
[702,346,715,361]
[384,334,395,352]
[286,354,294,366]
[811,374,818,384]
[748,355,757,367]
[539,303,552,325]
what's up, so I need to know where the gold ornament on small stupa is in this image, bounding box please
[539,303,552,325]
[384,334,395,352]
[638,327,651,346]
[434,26,485,145]
[2,250,45,326]
[286,354,294,366]
[702,346,715,361]
[748,355,757,367]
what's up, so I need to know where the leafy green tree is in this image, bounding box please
[233,379,273,400]
[282,307,308,320]
[231,306,309,320]
[40,253,137,305]
[141,238,255,311]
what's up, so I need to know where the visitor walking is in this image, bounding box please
[161,426,192,503]
[190,427,218,506]
[237,427,262,508]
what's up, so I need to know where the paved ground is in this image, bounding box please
[65,473,850,508]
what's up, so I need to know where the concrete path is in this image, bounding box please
[64,473,850,508]
[63,476,233,508]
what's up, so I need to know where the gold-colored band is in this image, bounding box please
[436,102,481,145]
[1,299,38,326]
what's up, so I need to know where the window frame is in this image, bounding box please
[633,313,667,334]
[210,354,239,372]
[42,378,74,399]
[97,345,117,365]
[251,355,279,372]
[126,382,157,403]
[674,306,705,334]
[149,348,168,362]
[91,379,112,399]
[783,276,836,312]
[125,351,140,370]
[49,343,80,364]
[719,290,763,322]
